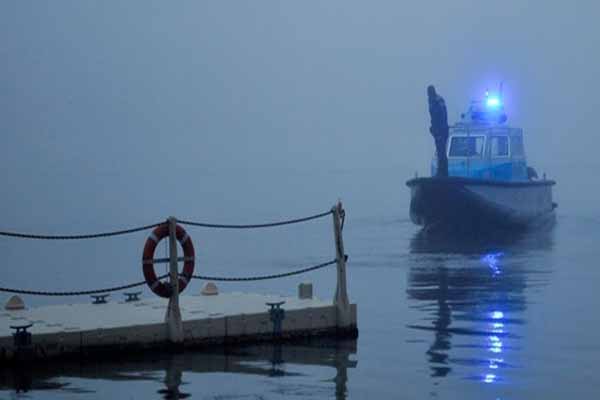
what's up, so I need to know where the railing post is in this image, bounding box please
[165,216,183,343]
[332,201,351,328]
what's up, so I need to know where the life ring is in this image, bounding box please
[142,224,195,298]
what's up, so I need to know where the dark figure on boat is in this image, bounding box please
[427,85,449,177]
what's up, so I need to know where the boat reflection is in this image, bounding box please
[409,218,555,254]
[407,227,553,385]
[0,339,357,399]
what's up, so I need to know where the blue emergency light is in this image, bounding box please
[486,96,501,108]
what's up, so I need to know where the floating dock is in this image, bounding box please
[0,291,357,363]
[0,202,357,364]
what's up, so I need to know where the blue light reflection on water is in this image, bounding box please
[492,322,504,333]
[482,253,506,384]
[481,320,505,384]
[482,252,504,276]
[491,311,504,320]
[481,253,507,384]
[486,314,505,383]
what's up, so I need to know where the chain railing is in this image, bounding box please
[0,207,342,297]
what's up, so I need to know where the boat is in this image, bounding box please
[406,91,556,231]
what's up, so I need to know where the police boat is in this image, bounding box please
[406,92,556,231]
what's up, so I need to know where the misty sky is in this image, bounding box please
[2,1,599,233]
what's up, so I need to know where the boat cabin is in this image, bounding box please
[431,97,528,182]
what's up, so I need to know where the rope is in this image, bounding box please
[178,210,332,229]
[191,257,343,282]
[0,274,169,296]
[0,207,347,295]
[0,208,338,239]
[0,258,345,295]
[0,222,164,240]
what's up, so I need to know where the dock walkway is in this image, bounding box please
[1,292,357,361]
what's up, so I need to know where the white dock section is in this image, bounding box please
[0,292,358,361]
[0,202,357,363]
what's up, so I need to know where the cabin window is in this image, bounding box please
[448,136,485,157]
[510,136,525,157]
[490,136,509,157]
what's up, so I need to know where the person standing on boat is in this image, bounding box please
[427,85,449,177]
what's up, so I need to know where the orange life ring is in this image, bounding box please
[142,224,195,298]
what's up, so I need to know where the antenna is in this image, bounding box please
[499,81,504,100]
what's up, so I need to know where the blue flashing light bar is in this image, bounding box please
[486,96,501,108]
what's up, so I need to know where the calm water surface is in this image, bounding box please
[1,171,599,399]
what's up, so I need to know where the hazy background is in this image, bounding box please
[1,1,599,298]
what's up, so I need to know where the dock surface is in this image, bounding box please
[0,292,357,362]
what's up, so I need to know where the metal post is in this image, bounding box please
[332,201,351,328]
[165,217,183,343]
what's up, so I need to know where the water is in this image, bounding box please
[1,169,599,399]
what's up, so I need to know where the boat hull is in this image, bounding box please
[406,177,556,231]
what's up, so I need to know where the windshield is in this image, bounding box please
[490,136,510,157]
[448,136,485,157]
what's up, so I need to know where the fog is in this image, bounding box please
[1,2,599,294]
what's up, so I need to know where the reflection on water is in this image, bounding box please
[0,339,357,399]
[409,219,555,254]
[158,357,190,399]
[407,227,554,386]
